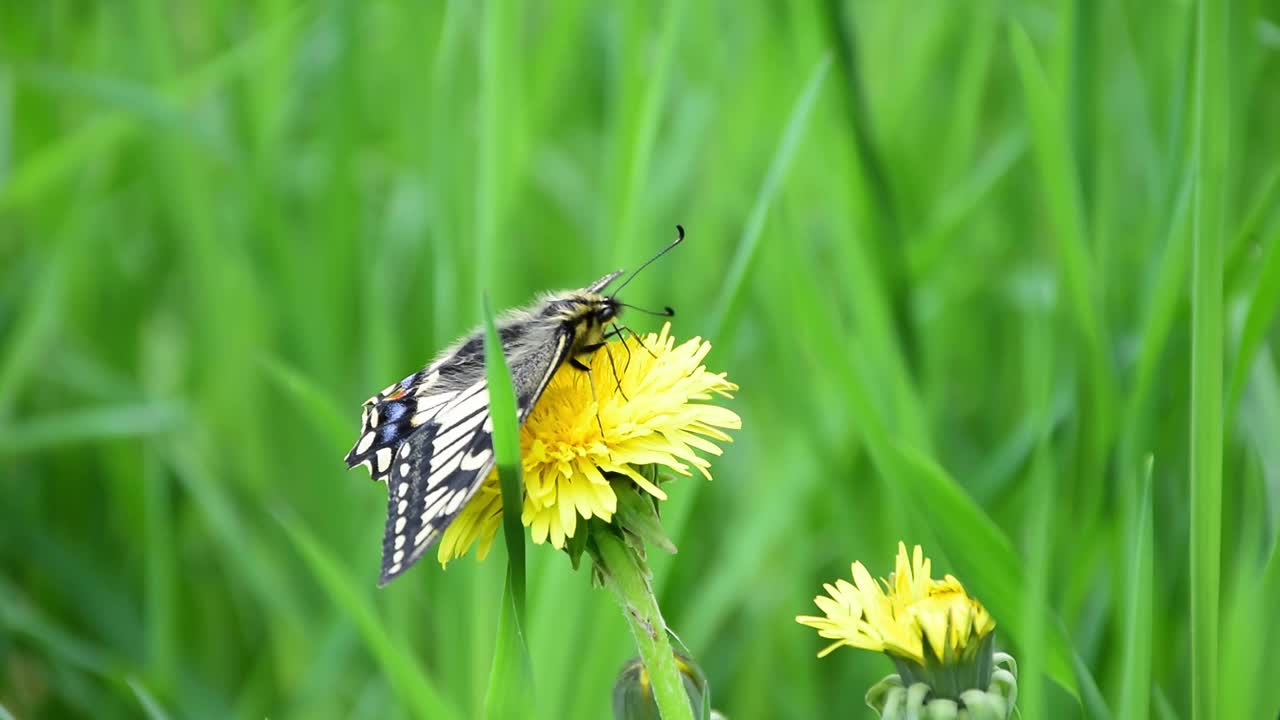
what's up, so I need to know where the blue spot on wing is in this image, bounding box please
[382,400,409,423]
[377,423,402,444]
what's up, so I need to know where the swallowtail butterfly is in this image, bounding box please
[345,227,684,584]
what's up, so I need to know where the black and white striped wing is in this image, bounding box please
[345,325,573,585]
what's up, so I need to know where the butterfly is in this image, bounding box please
[345,227,684,585]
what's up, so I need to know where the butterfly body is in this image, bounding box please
[344,270,624,585]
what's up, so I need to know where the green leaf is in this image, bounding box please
[481,293,533,718]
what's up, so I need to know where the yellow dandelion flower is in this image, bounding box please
[796,542,995,666]
[436,322,740,565]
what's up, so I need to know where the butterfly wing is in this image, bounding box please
[345,321,575,585]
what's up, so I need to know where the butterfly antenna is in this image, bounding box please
[610,224,685,298]
[618,302,675,317]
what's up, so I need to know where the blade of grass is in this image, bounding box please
[485,575,533,720]
[1189,0,1228,715]
[481,293,528,625]
[1018,296,1054,719]
[0,576,117,675]
[277,511,463,720]
[1226,345,1280,716]
[1254,546,1280,716]
[1117,457,1154,719]
[125,677,171,720]
[0,403,183,455]
[657,54,831,564]
[1009,21,1115,490]
[0,575,135,718]
[1008,19,1105,372]
[707,54,831,337]
[139,318,182,696]
[824,0,915,367]
[475,0,516,310]
[678,442,824,651]
[1123,172,1194,433]
[910,129,1029,277]
[609,0,687,262]
[480,293,532,718]
[259,355,353,450]
[1238,347,1280,562]
[1219,467,1276,717]
[142,445,177,695]
[166,434,308,648]
[1225,163,1280,280]
[1154,686,1181,720]
[419,4,482,704]
[1073,650,1114,720]
[0,9,302,212]
[970,385,1073,505]
[18,64,231,158]
[1226,215,1280,417]
[0,202,96,413]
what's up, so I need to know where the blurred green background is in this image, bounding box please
[3,1,1279,718]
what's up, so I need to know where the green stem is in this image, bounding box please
[594,528,695,720]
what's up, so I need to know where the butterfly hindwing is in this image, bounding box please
[365,323,575,585]
[344,397,408,481]
[343,363,455,481]
[380,378,492,583]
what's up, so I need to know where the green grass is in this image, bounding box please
[2,1,1279,718]
[480,292,533,720]
[1189,0,1228,716]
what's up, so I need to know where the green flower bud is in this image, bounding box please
[613,468,679,554]
[866,647,1019,719]
[612,652,707,720]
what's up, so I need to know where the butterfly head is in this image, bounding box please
[572,224,686,331]
[592,294,623,324]
[537,288,622,352]
[569,274,675,327]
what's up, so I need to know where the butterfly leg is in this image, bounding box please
[569,358,608,438]
[613,323,660,360]
[601,345,629,401]
[576,336,631,402]
[606,322,636,373]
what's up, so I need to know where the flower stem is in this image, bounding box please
[594,528,695,720]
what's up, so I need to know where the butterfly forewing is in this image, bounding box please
[347,323,575,585]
